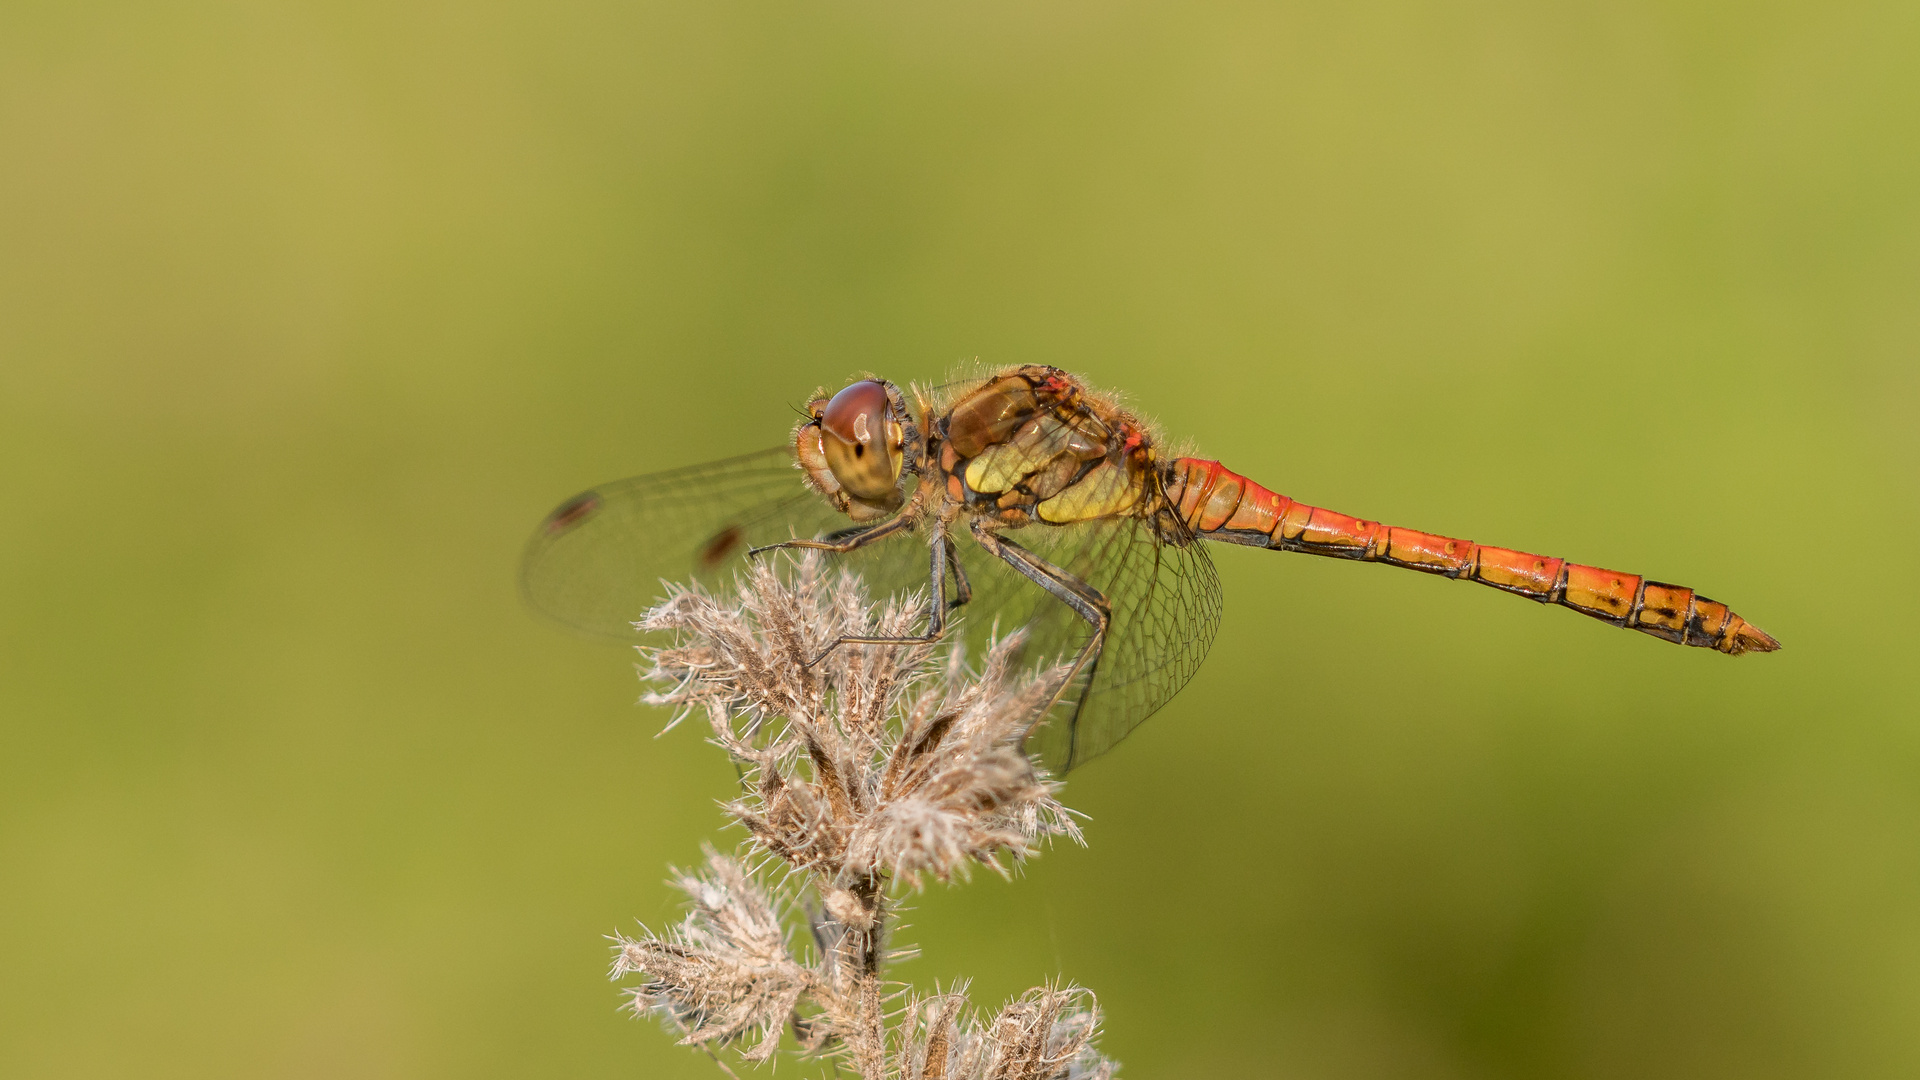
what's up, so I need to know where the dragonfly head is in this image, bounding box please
[797,378,916,518]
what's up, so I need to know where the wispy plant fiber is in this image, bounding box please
[611,554,1117,1078]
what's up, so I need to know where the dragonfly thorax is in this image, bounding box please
[932,366,1161,528]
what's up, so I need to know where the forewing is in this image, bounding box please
[521,447,915,639]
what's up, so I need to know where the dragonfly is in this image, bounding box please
[523,366,1779,773]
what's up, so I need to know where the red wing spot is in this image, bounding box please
[545,494,600,534]
[699,525,745,569]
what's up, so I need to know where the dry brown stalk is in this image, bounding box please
[610,553,1118,1079]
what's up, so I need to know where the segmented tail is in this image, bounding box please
[1164,459,1780,654]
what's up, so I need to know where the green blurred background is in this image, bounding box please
[3,1,1917,1076]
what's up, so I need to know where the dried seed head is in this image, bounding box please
[903,984,1117,1080]
[639,552,1080,885]
[614,553,1120,1078]
[610,847,812,1062]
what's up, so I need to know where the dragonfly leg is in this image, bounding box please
[967,521,1112,765]
[747,508,915,558]
[944,534,973,613]
[805,527,954,667]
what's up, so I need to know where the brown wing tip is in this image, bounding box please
[543,493,601,535]
[1727,619,1782,655]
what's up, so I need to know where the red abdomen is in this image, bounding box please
[1162,458,1778,654]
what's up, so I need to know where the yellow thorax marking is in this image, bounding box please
[1038,462,1140,523]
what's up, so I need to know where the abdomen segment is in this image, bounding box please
[1163,458,1780,655]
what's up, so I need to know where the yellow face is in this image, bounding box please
[796,379,908,518]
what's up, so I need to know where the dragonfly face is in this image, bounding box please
[795,378,918,522]
[525,364,1776,775]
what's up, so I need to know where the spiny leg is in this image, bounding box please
[806,525,954,668]
[788,518,967,608]
[968,520,1112,766]
[944,534,973,613]
[747,509,916,558]
[807,534,973,667]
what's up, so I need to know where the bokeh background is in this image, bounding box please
[4,2,1917,1077]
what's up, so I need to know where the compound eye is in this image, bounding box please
[819,380,902,500]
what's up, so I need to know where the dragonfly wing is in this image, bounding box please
[521,447,894,639]
[944,517,1222,774]
[524,447,1218,768]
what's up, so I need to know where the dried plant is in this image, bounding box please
[610,553,1118,1079]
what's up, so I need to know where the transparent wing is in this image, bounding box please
[940,516,1223,774]
[523,446,1221,773]
[521,447,931,639]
